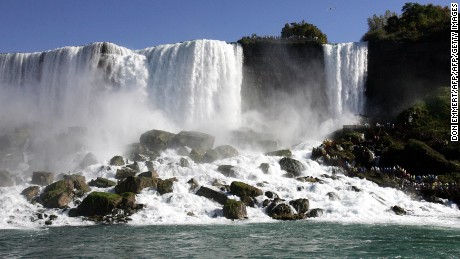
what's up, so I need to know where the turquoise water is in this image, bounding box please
[1,221,459,258]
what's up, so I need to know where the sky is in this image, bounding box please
[0,0,450,53]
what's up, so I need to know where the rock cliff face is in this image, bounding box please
[240,39,448,122]
[240,41,328,119]
[366,40,449,120]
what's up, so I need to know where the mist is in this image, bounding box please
[0,40,367,176]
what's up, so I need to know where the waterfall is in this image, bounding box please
[0,40,243,171]
[323,42,368,117]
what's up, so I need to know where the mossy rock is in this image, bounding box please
[195,186,228,205]
[279,157,305,177]
[115,176,158,194]
[88,177,116,188]
[139,129,175,152]
[74,192,123,216]
[40,180,74,208]
[230,181,263,198]
[157,178,175,195]
[265,149,292,158]
[223,199,247,219]
[109,155,125,166]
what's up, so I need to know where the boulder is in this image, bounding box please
[279,158,305,177]
[109,155,125,166]
[0,170,14,187]
[63,174,90,194]
[180,157,190,168]
[265,149,292,158]
[289,198,310,214]
[223,199,247,219]
[217,165,237,177]
[189,149,205,163]
[138,170,159,178]
[268,203,296,220]
[73,192,123,217]
[115,176,158,194]
[126,162,140,172]
[145,161,154,171]
[140,129,175,152]
[115,167,137,179]
[120,192,137,210]
[296,176,322,183]
[391,205,406,215]
[230,181,263,198]
[125,143,158,161]
[195,186,228,205]
[259,163,270,174]
[187,178,199,190]
[326,192,340,201]
[21,186,40,201]
[306,208,324,218]
[157,178,175,195]
[202,149,219,163]
[88,177,116,188]
[170,131,215,152]
[265,191,279,199]
[214,145,239,159]
[31,171,54,186]
[40,180,75,208]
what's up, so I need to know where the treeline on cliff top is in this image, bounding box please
[239,2,450,44]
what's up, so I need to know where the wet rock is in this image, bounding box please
[0,170,14,187]
[138,170,159,178]
[326,192,340,201]
[195,186,228,205]
[40,179,74,208]
[140,129,175,152]
[265,149,292,158]
[180,157,191,168]
[391,205,406,215]
[259,163,270,174]
[170,131,215,152]
[217,165,237,177]
[177,146,190,156]
[189,149,205,163]
[126,162,140,173]
[115,167,137,180]
[115,176,158,194]
[125,143,158,161]
[268,203,295,219]
[296,176,322,183]
[230,181,263,198]
[157,178,175,195]
[109,155,125,166]
[187,178,199,190]
[223,199,247,220]
[31,171,54,186]
[265,191,279,199]
[72,192,123,217]
[279,157,305,177]
[88,177,116,188]
[21,186,40,201]
[213,145,239,159]
[289,198,310,214]
[145,161,154,171]
[202,149,219,163]
[306,208,324,218]
[120,192,137,210]
[350,186,361,192]
[63,174,90,194]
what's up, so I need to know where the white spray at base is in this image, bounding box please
[1,141,459,229]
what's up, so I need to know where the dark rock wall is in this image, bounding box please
[365,39,449,120]
[240,41,328,120]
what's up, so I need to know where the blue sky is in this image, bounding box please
[0,0,450,53]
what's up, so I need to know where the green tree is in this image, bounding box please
[281,20,328,44]
[362,3,449,42]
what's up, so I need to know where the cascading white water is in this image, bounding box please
[0,40,243,170]
[323,42,368,117]
[138,40,242,128]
